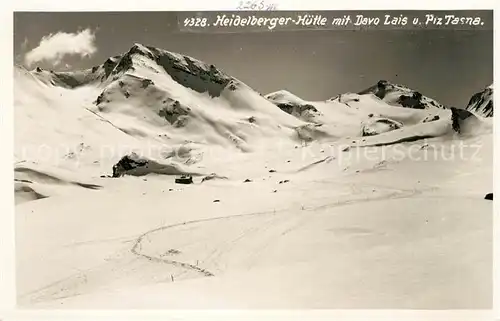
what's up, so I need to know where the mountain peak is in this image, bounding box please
[265,90,305,105]
[356,80,446,110]
[466,85,493,117]
[126,43,155,59]
[131,42,149,50]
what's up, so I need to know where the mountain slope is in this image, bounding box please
[14,43,493,309]
[466,84,493,117]
[265,90,322,123]
[355,80,446,110]
[265,87,490,144]
[16,44,493,181]
[16,44,315,173]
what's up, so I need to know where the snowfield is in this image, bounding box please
[14,43,493,309]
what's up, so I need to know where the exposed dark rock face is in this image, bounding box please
[397,92,426,109]
[159,99,190,126]
[466,86,493,117]
[95,93,105,105]
[450,107,473,134]
[94,92,111,106]
[271,101,322,123]
[103,56,120,78]
[422,115,440,123]
[141,78,154,88]
[276,103,318,115]
[112,153,199,177]
[375,80,389,99]
[358,80,445,110]
[32,44,236,100]
[112,154,148,177]
[147,45,232,97]
[50,73,84,88]
[227,80,238,91]
[113,52,134,75]
[110,143,213,177]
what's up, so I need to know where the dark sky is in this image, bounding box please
[14,11,493,108]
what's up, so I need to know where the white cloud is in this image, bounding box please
[24,29,97,67]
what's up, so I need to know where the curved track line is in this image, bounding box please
[130,185,438,276]
[131,235,215,277]
[130,208,283,277]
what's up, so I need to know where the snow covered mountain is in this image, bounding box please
[16,43,492,181]
[265,86,488,143]
[14,43,493,309]
[466,84,493,117]
[355,80,446,110]
[16,44,311,173]
[30,43,234,91]
[265,90,322,123]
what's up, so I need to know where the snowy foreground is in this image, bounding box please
[14,44,493,309]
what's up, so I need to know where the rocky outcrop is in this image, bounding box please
[397,92,426,109]
[112,153,202,177]
[265,90,322,123]
[146,45,233,97]
[466,85,493,117]
[275,102,321,122]
[358,80,445,110]
[159,99,190,127]
[112,153,149,177]
[450,107,474,134]
[361,118,403,136]
[421,114,440,123]
[31,43,234,98]
[102,56,120,77]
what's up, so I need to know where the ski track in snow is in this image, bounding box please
[129,183,436,279]
[20,181,437,305]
